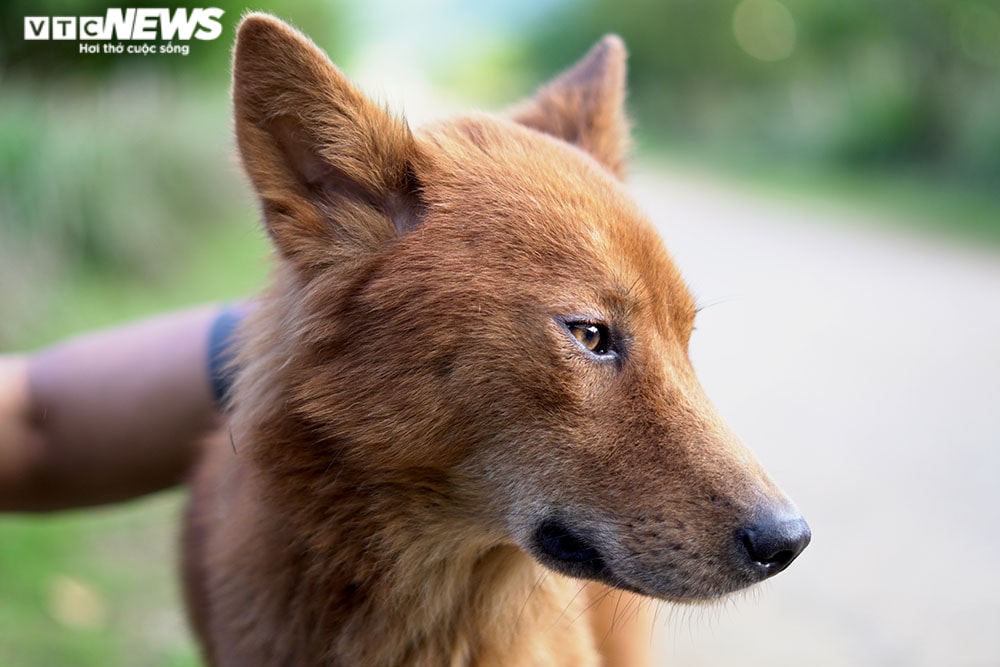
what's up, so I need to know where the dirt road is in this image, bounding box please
[629,168,1000,666]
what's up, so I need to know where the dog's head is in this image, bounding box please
[232,14,809,602]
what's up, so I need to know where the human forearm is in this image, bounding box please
[1,305,223,511]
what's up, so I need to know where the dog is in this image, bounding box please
[183,14,811,666]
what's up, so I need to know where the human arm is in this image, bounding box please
[0,305,226,511]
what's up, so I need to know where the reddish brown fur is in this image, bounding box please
[184,14,802,666]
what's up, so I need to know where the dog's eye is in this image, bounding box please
[567,322,612,356]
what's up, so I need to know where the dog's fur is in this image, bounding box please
[183,15,807,666]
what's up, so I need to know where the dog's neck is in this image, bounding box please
[240,468,599,667]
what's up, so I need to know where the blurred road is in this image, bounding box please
[629,168,1000,667]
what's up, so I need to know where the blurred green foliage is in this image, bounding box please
[0,77,250,346]
[0,80,235,274]
[525,0,1000,195]
[0,1,351,347]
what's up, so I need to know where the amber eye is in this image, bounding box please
[567,322,612,356]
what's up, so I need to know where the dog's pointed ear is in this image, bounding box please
[233,14,421,269]
[509,35,630,179]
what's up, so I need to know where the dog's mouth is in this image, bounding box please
[528,519,637,593]
[533,519,606,577]
[529,519,646,595]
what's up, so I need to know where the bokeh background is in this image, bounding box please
[1,1,998,665]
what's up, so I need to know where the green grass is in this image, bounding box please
[0,72,270,667]
[0,218,267,667]
[0,497,198,666]
[0,223,267,665]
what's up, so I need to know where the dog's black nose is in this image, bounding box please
[737,512,811,577]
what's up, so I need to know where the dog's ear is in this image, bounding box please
[233,14,421,270]
[509,35,629,179]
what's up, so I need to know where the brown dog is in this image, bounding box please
[183,14,810,666]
